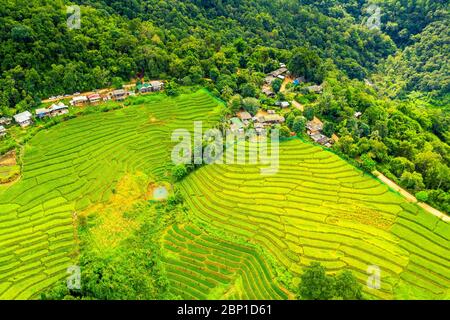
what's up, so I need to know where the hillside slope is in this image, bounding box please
[0,90,221,299]
[180,139,450,299]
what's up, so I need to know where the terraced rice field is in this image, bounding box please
[1,89,448,300]
[162,224,288,300]
[180,139,450,300]
[0,90,222,299]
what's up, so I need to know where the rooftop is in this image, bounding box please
[230,117,244,129]
[264,114,285,123]
[237,111,252,120]
[35,108,49,115]
[112,89,126,95]
[50,102,69,111]
[13,111,32,123]
[87,93,101,99]
[72,96,88,102]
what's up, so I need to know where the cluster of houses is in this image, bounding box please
[306,117,333,148]
[229,110,286,135]
[0,80,166,138]
[262,63,289,97]
[69,81,165,106]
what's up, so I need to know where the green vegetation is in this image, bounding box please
[180,139,450,300]
[0,90,222,299]
[0,0,448,301]
[0,0,397,114]
[298,262,362,300]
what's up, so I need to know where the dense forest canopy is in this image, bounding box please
[1,0,399,113]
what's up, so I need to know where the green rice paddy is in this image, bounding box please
[0,90,448,300]
[0,90,222,299]
[179,139,450,300]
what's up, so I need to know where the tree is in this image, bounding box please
[334,270,363,300]
[292,116,306,134]
[298,262,335,300]
[390,157,415,177]
[111,77,124,89]
[288,47,324,83]
[336,135,356,156]
[240,83,257,98]
[242,97,260,115]
[165,81,180,96]
[189,65,203,83]
[286,113,296,128]
[272,78,283,93]
[279,126,291,138]
[304,106,315,121]
[360,153,376,173]
[415,191,429,202]
[322,121,335,138]
[172,165,188,181]
[228,95,243,113]
[400,171,425,191]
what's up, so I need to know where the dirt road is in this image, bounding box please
[373,170,449,222]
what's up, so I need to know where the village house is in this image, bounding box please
[264,75,276,85]
[275,101,290,108]
[35,108,50,118]
[13,111,33,128]
[49,102,69,116]
[230,117,244,133]
[262,88,275,97]
[87,93,102,104]
[354,111,363,118]
[254,123,265,135]
[270,67,288,78]
[293,77,306,86]
[237,111,252,121]
[70,95,88,106]
[307,117,332,147]
[0,125,6,138]
[263,114,285,124]
[306,117,323,135]
[111,89,127,101]
[149,81,164,91]
[137,83,153,94]
[310,132,330,146]
[0,117,12,126]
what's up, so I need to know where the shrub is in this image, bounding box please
[172,164,188,181]
[415,191,429,202]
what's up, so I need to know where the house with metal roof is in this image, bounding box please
[35,108,50,118]
[87,94,102,104]
[70,96,88,106]
[0,125,6,137]
[112,89,127,101]
[237,111,252,121]
[49,102,69,116]
[0,117,12,126]
[137,83,153,93]
[13,111,33,128]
